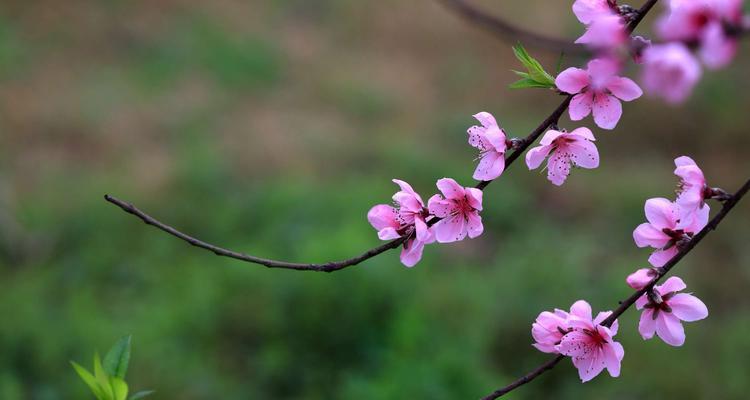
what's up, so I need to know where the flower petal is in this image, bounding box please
[473,111,498,129]
[555,67,590,94]
[644,197,678,229]
[669,293,709,322]
[367,204,399,231]
[638,309,656,339]
[569,92,594,121]
[657,276,687,294]
[427,195,453,218]
[526,144,553,170]
[436,178,465,200]
[547,151,571,186]
[633,223,670,249]
[570,300,592,321]
[466,212,484,239]
[603,342,623,377]
[465,188,483,211]
[473,151,505,181]
[606,76,643,101]
[568,139,600,169]
[648,247,678,268]
[592,93,622,130]
[434,214,466,243]
[400,238,425,267]
[655,313,686,346]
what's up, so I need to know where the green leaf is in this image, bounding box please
[109,376,129,400]
[104,335,132,379]
[94,353,115,400]
[71,361,106,400]
[129,390,155,400]
[510,44,555,89]
[510,78,556,89]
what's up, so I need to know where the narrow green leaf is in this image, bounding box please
[511,44,556,88]
[510,78,555,89]
[104,335,132,379]
[71,361,106,400]
[94,353,115,400]
[109,376,129,400]
[128,390,155,400]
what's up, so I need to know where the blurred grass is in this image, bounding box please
[0,0,749,399]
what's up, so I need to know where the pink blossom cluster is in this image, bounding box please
[533,156,717,381]
[570,0,747,105]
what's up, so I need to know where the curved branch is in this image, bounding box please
[438,0,589,56]
[482,177,750,399]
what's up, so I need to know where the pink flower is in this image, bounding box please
[532,309,570,354]
[575,13,629,49]
[573,0,617,24]
[641,43,702,104]
[635,276,709,346]
[626,268,659,290]
[467,112,507,181]
[368,179,434,267]
[556,58,643,130]
[556,300,624,383]
[674,156,709,228]
[525,127,599,186]
[427,178,483,243]
[632,198,710,267]
[657,0,743,69]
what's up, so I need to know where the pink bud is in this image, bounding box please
[626,268,657,290]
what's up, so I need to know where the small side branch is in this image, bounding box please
[438,0,588,56]
[481,176,750,399]
[104,195,406,272]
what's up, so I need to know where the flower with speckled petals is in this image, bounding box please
[556,58,643,130]
[367,179,434,267]
[467,112,507,181]
[525,127,600,186]
[427,178,483,243]
[633,198,710,267]
[635,276,709,346]
[556,300,624,383]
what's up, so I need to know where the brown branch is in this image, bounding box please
[481,177,750,399]
[438,0,589,56]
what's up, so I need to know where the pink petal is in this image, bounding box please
[468,125,491,151]
[400,238,425,267]
[699,21,737,69]
[547,151,571,186]
[570,300,592,321]
[644,197,678,229]
[525,144,553,170]
[367,204,399,231]
[539,129,568,146]
[465,188,483,211]
[436,178,465,200]
[669,293,709,322]
[680,202,710,233]
[603,342,622,377]
[473,111,498,129]
[414,217,432,243]
[578,348,606,382]
[592,93,622,130]
[674,155,697,168]
[433,214,466,243]
[483,126,508,152]
[606,76,643,101]
[427,195,453,218]
[626,268,656,290]
[638,309,656,339]
[567,139,600,169]
[572,0,612,24]
[587,57,621,84]
[557,331,590,357]
[378,227,401,240]
[655,312,686,346]
[555,67,590,94]
[657,276,687,295]
[569,92,594,121]
[473,151,505,181]
[466,212,483,239]
[648,247,679,268]
[633,223,670,249]
[635,293,649,310]
[568,127,596,141]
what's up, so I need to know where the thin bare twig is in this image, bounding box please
[481,177,750,399]
[438,0,589,56]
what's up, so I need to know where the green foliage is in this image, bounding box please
[71,337,152,400]
[509,44,556,89]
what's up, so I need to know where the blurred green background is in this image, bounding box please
[1,0,749,399]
